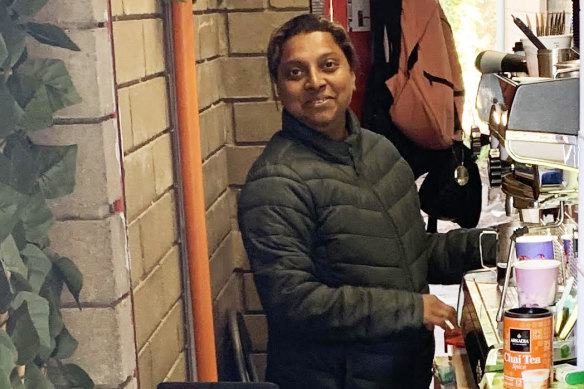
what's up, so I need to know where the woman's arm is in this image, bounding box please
[238,164,425,342]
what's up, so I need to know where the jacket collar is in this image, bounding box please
[281,109,362,165]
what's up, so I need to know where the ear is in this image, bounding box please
[351,71,356,92]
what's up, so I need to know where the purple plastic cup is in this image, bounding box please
[514,259,560,307]
[515,235,554,261]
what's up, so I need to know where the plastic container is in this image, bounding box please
[521,34,572,76]
[555,363,584,385]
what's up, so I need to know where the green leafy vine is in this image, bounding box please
[0,0,93,388]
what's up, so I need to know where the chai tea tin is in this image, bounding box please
[504,307,553,388]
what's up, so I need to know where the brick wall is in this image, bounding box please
[111,0,189,387]
[193,0,309,380]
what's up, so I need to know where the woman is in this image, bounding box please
[238,14,494,389]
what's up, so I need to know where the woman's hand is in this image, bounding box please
[422,294,459,333]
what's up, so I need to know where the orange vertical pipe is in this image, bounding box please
[171,1,218,381]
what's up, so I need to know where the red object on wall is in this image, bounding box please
[324,0,372,121]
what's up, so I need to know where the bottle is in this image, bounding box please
[475,50,528,74]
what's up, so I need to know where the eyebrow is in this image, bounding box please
[280,52,341,67]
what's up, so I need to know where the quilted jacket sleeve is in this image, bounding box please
[425,228,497,285]
[238,163,425,342]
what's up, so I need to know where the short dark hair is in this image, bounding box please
[267,14,359,83]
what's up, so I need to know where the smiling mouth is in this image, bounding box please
[305,97,332,108]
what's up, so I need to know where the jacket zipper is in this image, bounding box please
[348,146,416,292]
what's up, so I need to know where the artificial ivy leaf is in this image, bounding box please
[32,144,77,199]
[0,183,29,243]
[0,135,39,195]
[54,257,82,308]
[20,244,51,293]
[0,330,17,376]
[7,303,39,364]
[0,81,24,138]
[20,193,53,247]
[0,235,27,279]
[52,327,77,359]
[60,363,93,389]
[0,33,8,67]
[10,0,48,17]
[10,223,26,251]
[46,299,63,338]
[0,4,26,69]
[18,84,53,131]
[39,265,63,311]
[24,363,55,389]
[15,58,80,114]
[6,70,42,109]
[9,272,32,294]
[0,260,12,312]
[10,292,50,352]
[25,23,79,51]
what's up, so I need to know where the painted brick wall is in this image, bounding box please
[193,0,310,380]
[111,0,189,387]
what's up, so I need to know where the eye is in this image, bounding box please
[323,59,338,71]
[287,67,304,79]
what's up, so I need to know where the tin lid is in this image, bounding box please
[505,307,551,318]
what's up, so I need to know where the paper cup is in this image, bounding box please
[515,235,554,261]
[515,260,560,307]
[521,368,551,389]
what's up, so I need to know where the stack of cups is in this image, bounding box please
[520,34,573,77]
[514,235,560,307]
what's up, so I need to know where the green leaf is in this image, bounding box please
[20,193,53,247]
[9,272,31,293]
[25,23,80,51]
[21,244,51,293]
[8,303,39,364]
[54,257,82,307]
[15,58,80,114]
[18,84,53,131]
[39,266,64,338]
[52,327,77,359]
[0,183,29,243]
[11,223,26,251]
[10,292,50,350]
[6,70,42,109]
[39,265,62,310]
[46,300,62,338]
[24,363,55,389]
[0,235,27,279]
[0,135,39,195]
[0,330,17,376]
[10,0,48,17]
[0,33,8,66]
[0,261,12,312]
[0,81,24,137]
[0,4,26,68]
[60,364,93,389]
[32,144,77,199]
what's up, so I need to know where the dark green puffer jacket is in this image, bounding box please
[238,110,494,389]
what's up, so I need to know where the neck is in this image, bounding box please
[317,117,348,141]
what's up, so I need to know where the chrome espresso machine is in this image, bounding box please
[458,72,580,386]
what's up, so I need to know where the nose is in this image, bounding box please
[305,68,325,90]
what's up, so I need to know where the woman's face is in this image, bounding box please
[276,31,356,140]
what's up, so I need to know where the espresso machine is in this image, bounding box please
[458,72,580,386]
